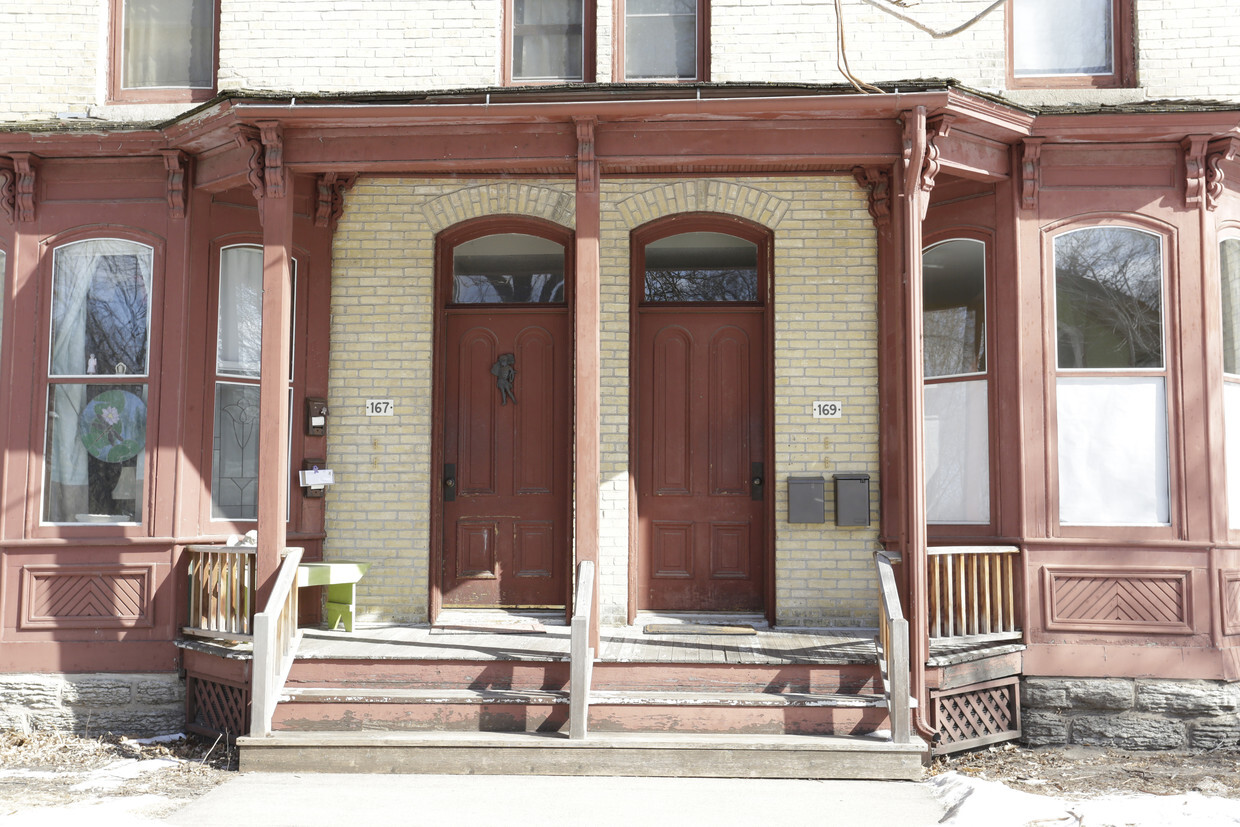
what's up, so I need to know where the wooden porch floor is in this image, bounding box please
[294,615,880,666]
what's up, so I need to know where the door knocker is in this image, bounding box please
[491,353,516,405]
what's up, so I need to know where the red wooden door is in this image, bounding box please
[637,307,766,612]
[441,310,570,607]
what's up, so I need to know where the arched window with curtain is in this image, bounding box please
[42,239,153,524]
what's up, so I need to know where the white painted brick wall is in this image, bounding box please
[2,1,1237,122]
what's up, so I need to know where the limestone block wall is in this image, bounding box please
[327,175,879,627]
[1023,677,1240,750]
[0,673,184,736]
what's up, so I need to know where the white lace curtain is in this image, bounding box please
[122,0,213,89]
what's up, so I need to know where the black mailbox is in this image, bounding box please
[833,473,871,526]
[787,475,826,523]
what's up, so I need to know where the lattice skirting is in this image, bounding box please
[931,676,1021,755]
[186,674,250,741]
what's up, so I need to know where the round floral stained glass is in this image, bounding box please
[77,389,147,463]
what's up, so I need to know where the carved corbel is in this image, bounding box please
[315,172,357,229]
[1206,135,1240,211]
[257,120,285,199]
[852,165,892,228]
[920,114,954,199]
[231,124,265,203]
[7,153,37,224]
[1183,135,1211,207]
[0,160,13,225]
[159,150,191,220]
[573,116,597,194]
[1020,138,1044,211]
[900,107,927,206]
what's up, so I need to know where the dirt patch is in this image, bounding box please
[0,728,236,818]
[930,742,1240,799]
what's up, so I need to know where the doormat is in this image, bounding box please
[642,623,757,636]
[431,620,548,635]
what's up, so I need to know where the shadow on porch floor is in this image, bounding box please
[294,620,881,665]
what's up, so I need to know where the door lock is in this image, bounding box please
[750,461,764,501]
[443,464,457,502]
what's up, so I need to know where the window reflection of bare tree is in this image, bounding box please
[1056,229,1162,369]
[84,255,148,372]
[643,267,758,302]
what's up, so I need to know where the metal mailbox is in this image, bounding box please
[787,475,826,523]
[833,473,871,526]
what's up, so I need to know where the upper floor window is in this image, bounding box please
[507,0,595,83]
[1008,0,1134,88]
[111,0,217,102]
[43,239,153,525]
[618,0,708,81]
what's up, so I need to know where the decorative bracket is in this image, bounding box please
[0,160,13,225]
[315,172,358,229]
[257,121,285,199]
[1206,135,1240,211]
[6,153,37,224]
[1183,135,1211,207]
[159,150,190,220]
[573,116,597,194]
[1020,138,1044,211]
[920,114,954,201]
[852,165,892,228]
[231,124,265,203]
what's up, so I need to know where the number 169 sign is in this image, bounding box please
[812,400,843,419]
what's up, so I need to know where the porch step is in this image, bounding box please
[237,730,927,780]
[273,685,890,736]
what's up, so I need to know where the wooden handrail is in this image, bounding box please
[874,551,911,744]
[928,545,1020,639]
[250,547,304,738]
[184,545,256,641]
[568,559,596,741]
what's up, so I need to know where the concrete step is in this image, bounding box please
[238,730,928,780]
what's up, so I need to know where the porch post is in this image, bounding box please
[573,117,601,648]
[899,107,933,741]
[255,168,295,609]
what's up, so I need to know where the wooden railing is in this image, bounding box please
[874,550,911,744]
[568,559,596,741]
[928,545,1021,639]
[184,545,256,640]
[250,547,304,738]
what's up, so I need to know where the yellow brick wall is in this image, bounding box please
[328,176,879,627]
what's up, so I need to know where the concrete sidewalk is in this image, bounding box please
[165,773,946,826]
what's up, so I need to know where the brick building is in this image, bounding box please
[1,0,1239,773]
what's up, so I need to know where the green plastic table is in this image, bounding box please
[296,561,370,632]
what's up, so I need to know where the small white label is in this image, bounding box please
[812,400,843,419]
[365,399,395,417]
[299,468,335,486]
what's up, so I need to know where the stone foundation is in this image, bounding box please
[0,673,185,737]
[1023,677,1240,750]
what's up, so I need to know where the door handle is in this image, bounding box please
[443,463,457,502]
[751,461,764,501]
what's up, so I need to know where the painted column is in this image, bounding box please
[574,117,601,647]
[256,127,294,609]
[899,107,934,741]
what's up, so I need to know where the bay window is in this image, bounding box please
[923,238,990,525]
[1220,236,1240,528]
[42,240,153,524]
[210,245,296,521]
[1054,226,1169,526]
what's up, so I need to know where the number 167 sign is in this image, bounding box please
[812,400,843,419]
